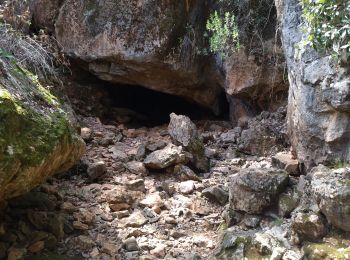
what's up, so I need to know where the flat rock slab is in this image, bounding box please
[144,144,186,170]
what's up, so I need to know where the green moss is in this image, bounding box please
[246,244,270,259]
[0,94,72,171]
[0,60,76,178]
[218,221,228,231]
[216,232,253,259]
[23,68,59,106]
[279,193,299,216]
[303,243,350,260]
[271,218,284,227]
[0,88,26,115]
[330,160,348,169]
[344,181,350,188]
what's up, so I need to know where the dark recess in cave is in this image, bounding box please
[68,65,229,127]
[103,84,229,127]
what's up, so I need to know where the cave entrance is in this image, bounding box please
[103,84,229,127]
[69,68,229,127]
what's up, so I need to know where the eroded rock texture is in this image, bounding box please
[55,0,222,112]
[216,0,288,124]
[0,57,85,200]
[280,0,350,168]
[229,168,289,214]
[309,165,350,232]
[30,0,61,33]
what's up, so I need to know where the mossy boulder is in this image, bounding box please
[215,229,254,259]
[214,228,294,259]
[0,57,85,200]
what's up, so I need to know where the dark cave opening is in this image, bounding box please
[68,66,230,127]
[103,84,230,127]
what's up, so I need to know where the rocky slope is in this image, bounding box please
[0,0,349,259]
[0,98,292,259]
[1,99,349,259]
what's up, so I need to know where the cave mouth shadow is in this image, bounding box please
[68,65,229,127]
[101,83,230,127]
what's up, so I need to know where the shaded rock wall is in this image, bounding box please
[215,0,288,124]
[54,0,222,113]
[29,0,288,118]
[30,0,61,33]
[280,0,350,169]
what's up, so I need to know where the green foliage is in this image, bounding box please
[301,0,350,60]
[206,11,240,57]
[330,160,348,169]
[271,217,284,227]
[0,48,14,60]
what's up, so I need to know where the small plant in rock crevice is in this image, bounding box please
[205,0,279,60]
[330,160,348,169]
[206,10,240,57]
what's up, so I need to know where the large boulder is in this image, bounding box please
[215,226,302,259]
[290,212,327,242]
[229,168,289,214]
[280,0,350,168]
[215,229,253,259]
[54,0,222,112]
[308,165,350,232]
[168,113,209,171]
[0,57,85,200]
[144,144,186,170]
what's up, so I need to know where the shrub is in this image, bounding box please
[206,10,240,57]
[301,0,350,60]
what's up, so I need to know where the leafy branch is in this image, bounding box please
[301,0,350,61]
[206,11,240,57]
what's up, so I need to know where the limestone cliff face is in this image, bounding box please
[46,0,287,117]
[280,0,350,169]
[0,57,85,200]
[36,0,342,171]
[54,0,222,113]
